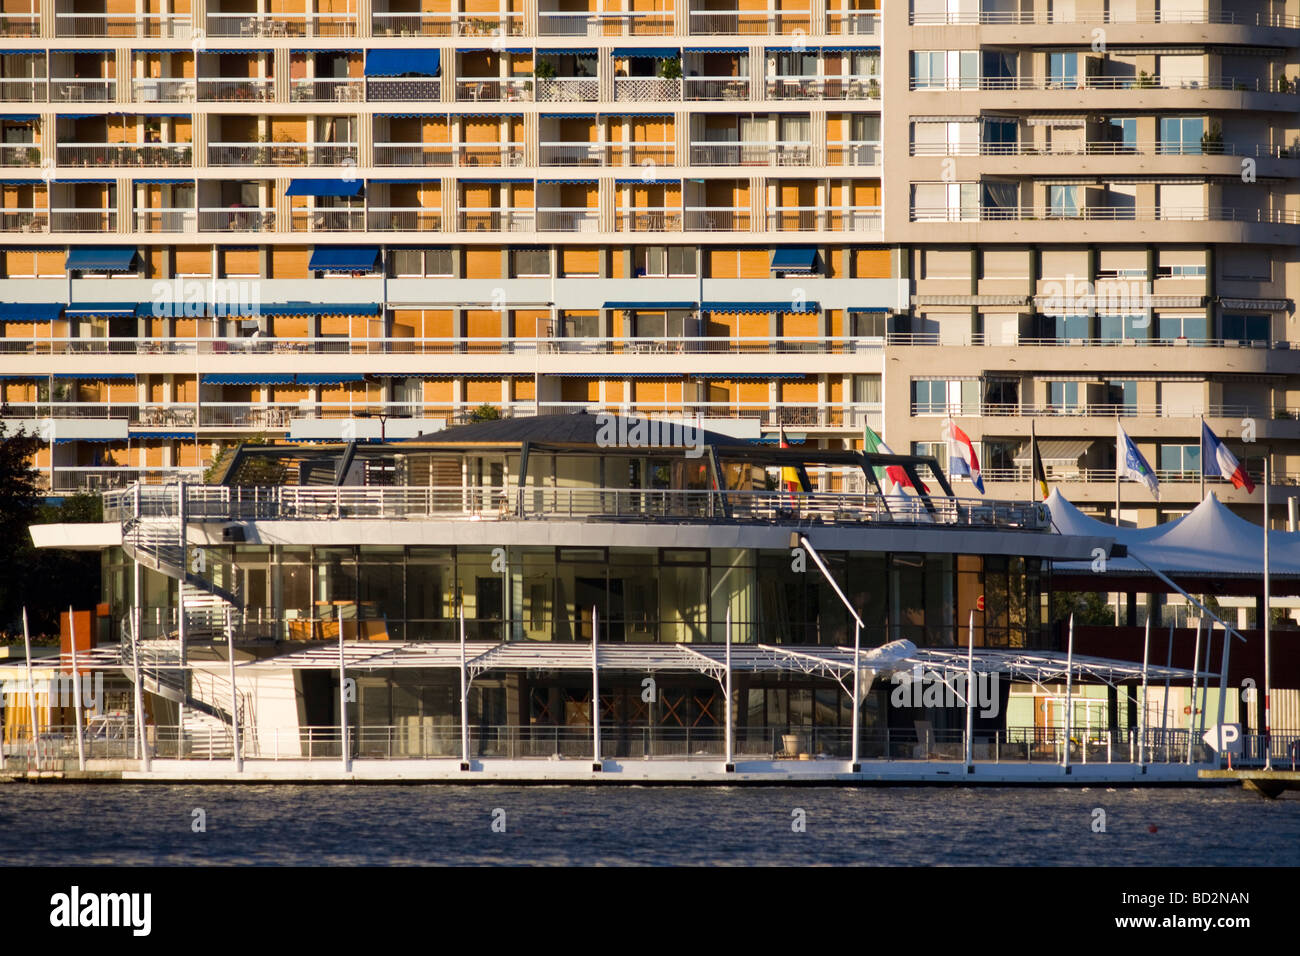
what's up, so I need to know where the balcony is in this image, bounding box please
[289,207,366,232]
[826,141,880,165]
[49,208,118,232]
[536,10,674,36]
[0,78,47,102]
[458,207,537,231]
[908,9,1300,26]
[767,206,881,231]
[373,142,524,166]
[0,143,40,166]
[56,142,194,167]
[613,77,681,101]
[615,207,683,231]
[825,9,878,35]
[132,77,197,103]
[205,12,358,37]
[536,207,601,231]
[683,76,749,101]
[682,207,750,230]
[535,77,600,102]
[365,206,443,230]
[766,75,879,100]
[207,142,358,166]
[0,208,48,232]
[371,11,524,37]
[49,78,117,103]
[197,79,275,102]
[289,78,365,103]
[909,205,1300,225]
[197,206,275,231]
[454,77,534,102]
[910,74,1290,93]
[134,208,198,232]
[690,141,812,166]
[539,141,673,166]
[910,140,1290,157]
[365,77,441,101]
[0,12,39,36]
[54,11,192,37]
[44,467,203,494]
[688,8,811,34]
[912,402,1272,420]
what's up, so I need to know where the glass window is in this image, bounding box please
[1109,117,1137,152]
[1047,381,1080,410]
[1048,185,1078,217]
[1159,116,1204,155]
[426,248,454,276]
[1157,314,1208,340]
[1048,52,1077,87]
[1097,314,1148,341]
[514,247,549,277]
[1159,444,1200,474]
[1221,313,1269,343]
[667,246,695,276]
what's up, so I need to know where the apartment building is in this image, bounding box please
[0,0,1296,529]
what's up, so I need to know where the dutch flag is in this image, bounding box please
[942,419,985,495]
[1202,421,1256,493]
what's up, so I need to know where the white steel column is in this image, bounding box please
[133,560,151,771]
[21,608,40,771]
[1139,615,1150,767]
[459,606,470,769]
[1264,457,1273,769]
[338,620,349,773]
[964,609,974,772]
[228,609,241,772]
[1187,617,1202,765]
[1062,614,1074,772]
[725,607,734,769]
[851,618,860,771]
[69,605,85,771]
[592,605,601,771]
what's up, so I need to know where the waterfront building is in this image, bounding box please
[0,0,1295,538]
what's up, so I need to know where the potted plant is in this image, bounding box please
[535,59,556,81]
[867,77,880,99]
[1135,70,1154,89]
[658,57,682,81]
[1200,123,1223,155]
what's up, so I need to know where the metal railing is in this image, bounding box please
[911,141,1297,159]
[289,78,365,103]
[825,10,879,35]
[196,79,276,102]
[909,9,1300,27]
[289,207,366,232]
[690,141,813,166]
[55,143,194,167]
[536,206,601,231]
[457,207,537,232]
[767,206,882,231]
[205,12,358,36]
[371,11,524,36]
[207,142,357,166]
[688,9,812,34]
[132,77,196,102]
[0,143,39,166]
[537,10,674,36]
[911,402,1270,419]
[454,77,534,102]
[613,77,682,102]
[534,77,600,102]
[683,77,751,100]
[766,75,880,99]
[365,207,443,231]
[49,78,117,102]
[134,208,199,232]
[540,141,673,166]
[197,207,275,231]
[54,11,191,36]
[910,205,1300,225]
[910,74,1298,93]
[373,142,524,167]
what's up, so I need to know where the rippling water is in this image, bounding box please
[1,784,1297,866]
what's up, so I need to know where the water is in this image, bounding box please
[2,784,1297,866]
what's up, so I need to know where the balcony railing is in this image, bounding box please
[49,79,117,103]
[0,78,46,102]
[535,77,600,102]
[207,142,358,166]
[825,10,879,35]
[682,207,750,230]
[197,79,275,102]
[54,11,192,37]
[0,144,40,166]
[134,208,198,232]
[205,12,358,36]
[909,9,1300,27]
[197,207,275,231]
[615,207,683,231]
[910,205,1300,225]
[365,77,442,101]
[537,10,674,36]
[912,402,1270,419]
[289,207,366,232]
[0,208,48,232]
[885,332,1299,350]
[365,206,443,231]
[56,142,194,167]
[536,207,601,231]
[373,142,525,166]
[911,141,1292,158]
[132,77,197,102]
[766,75,880,99]
[683,76,750,100]
[690,141,812,166]
[826,141,880,165]
[49,208,117,232]
[688,9,811,34]
[540,141,674,166]
[454,77,534,102]
[910,75,1296,93]
[290,78,364,103]
[44,466,203,493]
[457,207,537,231]
[0,12,39,36]
[768,206,881,231]
[613,77,681,101]
[371,11,524,36]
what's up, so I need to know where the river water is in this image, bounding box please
[2,784,1297,866]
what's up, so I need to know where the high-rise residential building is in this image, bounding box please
[0,0,1296,529]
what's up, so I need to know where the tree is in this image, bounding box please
[0,427,44,635]
[469,403,501,422]
[1049,589,1115,626]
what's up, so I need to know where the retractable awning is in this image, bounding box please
[204,374,297,385]
[603,301,697,310]
[285,179,363,198]
[611,47,678,57]
[65,303,138,318]
[1013,439,1090,465]
[258,303,381,317]
[770,246,817,271]
[66,247,137,272]
[0,302,65,322]
[702,301,820,313]
[309,246,380,272]
[364,49,441,77]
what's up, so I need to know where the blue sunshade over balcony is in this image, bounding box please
[770,247,817,271]
[0,302,66,322]
[66,247,138,272]
[309,246,380,272]
[363,49,441,77]
[285,179,364,198]
[611,47,679,57]
[701,301,821,313]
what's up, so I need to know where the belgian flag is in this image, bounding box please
[1031,435,1049,501]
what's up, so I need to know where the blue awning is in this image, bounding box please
[702,301,820,313]
[684,47,746,54]
[539,179,597,185]
[0,114,37,122]
[309,246,380,272]
[604,301,697,310]
[821,44,880,52]
[67,247,138,272]
[65,303,138,318]
[259,303,381,317]
[847,306,892,313]
[59,372,134,379]
[204,374,297,385]
[285,178,363,197]
[132,431,197,440]
[376,112,446,119]
[364,48,441,77]
[0,302,64,322]
[542,48,596,56]
[770,246,817,271]
[134,178,194,185]
[612,47,679,57]
[691,372,803,379]
[297,374,365,385]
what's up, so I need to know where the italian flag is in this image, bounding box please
[863,423,927,494]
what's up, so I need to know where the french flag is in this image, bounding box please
[1202,421,1256,493]
[943,419,985,495]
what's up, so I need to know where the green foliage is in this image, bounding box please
[1049,589,1115,626]
[658,57,683,81]
[469,403,502,422]
[534,59,556,81]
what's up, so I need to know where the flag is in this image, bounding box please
[1202,421,1256,493]
[942,419,985,495]
[1031,436,1049,500]
[778,426,807,496]
[862,423,927,494]
[1117,422,1159,498]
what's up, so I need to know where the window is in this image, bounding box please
[911,119,978,156]
[1220,249,1269,280]
[1157,314,1208,340]
[1159,444,1200,475]
[910,50,978,89]
[1048,185,1079,218]
[1104,379,1136,412]
[1159,116,1204,155]
[853,374,881,403]
[1097,314,1148,341]
[1047,381,1080,411]
[514,247,549,277]
[426,249,454,276]
[912,378,978,415]
[1048,52,1077,88]
[983,378,1018,410]
[775,51,817,77]
[1041,314,1089,340]
[1108,117,1136,153]
[913,441,945,461]
[911,182,980,221]
[851,51,879,77]
[851,311,887,337]
[638,246,695,277]
[1221,313,1269,343]
[392,248,453,277]
[982,117,1017,152]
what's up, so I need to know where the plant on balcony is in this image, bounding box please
[1279,75,1293,94]
[867,77,880,99]
[469,403,501,422]
[1276,409,1293,420]
[658,57,682,81]
[1200,123,1223,155]
[24,146,39,165]
[535,59,556,81]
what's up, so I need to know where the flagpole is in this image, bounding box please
[1264,455,1273,770]
[1199,415,1205,501]
[1115,418,1121,625]
[1030,417,1036,503]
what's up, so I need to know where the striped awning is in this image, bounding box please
[1221,297,1290,311]
[1013,440,1091,465]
